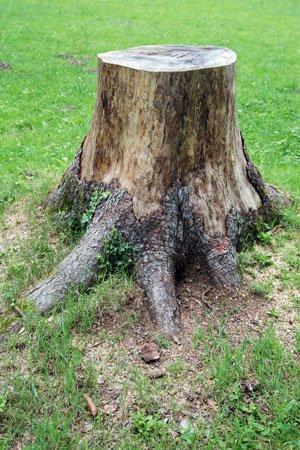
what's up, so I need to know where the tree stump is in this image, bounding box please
[27,45,288,335]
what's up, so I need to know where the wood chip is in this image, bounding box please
[140,342,160,363]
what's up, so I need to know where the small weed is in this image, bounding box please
[257,230,274,245]
[284,248,300,271]
[193,327,205,349]
[81,190,111,229]
[179,420,198,446]
[279,268,300,290]
[290,294,300,310]
[54,189,111,243]
[279,206,300,231]
[167,357,188,378]
[97,228,138,279]
[0,387,14,417]
[267,307,280,319]
[131,369,151,404]
[256,251,273,268]
[251,279,274,297]
[131,410,166,440]
[240,250,273,270]
[154,333,172,349]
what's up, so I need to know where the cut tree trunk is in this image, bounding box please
[27,45,288,336]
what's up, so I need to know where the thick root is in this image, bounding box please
[138,251,179,337]
[27,189,133,313]
[26,48,290,333]
[206,238,241,288]
[26,177,288,332]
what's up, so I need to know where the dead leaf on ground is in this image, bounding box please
[84,393,97,417]
[242,379,259,393]
[207,399,218,411]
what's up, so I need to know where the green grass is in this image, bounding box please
[1,0,299,213]
[1,304,299,448]
[0,0,299,448]
[0,275,138,449]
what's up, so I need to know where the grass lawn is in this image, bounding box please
[0,0,299,448]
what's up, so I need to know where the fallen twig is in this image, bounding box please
[13,305,26,318]
[201,287,213,308]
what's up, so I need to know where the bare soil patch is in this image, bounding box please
[57,52,92,65]
[0,61,12,70]
[0,204,298,433]
[0,204,31,280]
[74,234,298,428]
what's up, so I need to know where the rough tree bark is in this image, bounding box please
[27,45,288,336]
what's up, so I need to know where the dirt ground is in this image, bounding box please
[0,203,299,432]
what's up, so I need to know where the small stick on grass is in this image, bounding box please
[13,305,26,319]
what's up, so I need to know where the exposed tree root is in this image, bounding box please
[206,240,240,288]
[138,252,178,336]
[26,173,289,335]
[27,189,133,313]
[25,46,291,334]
